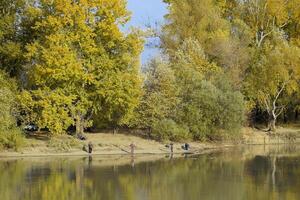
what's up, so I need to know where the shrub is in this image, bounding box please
[0,129,24,151]
[175,73,245,141]
[0,70,24,150]
[152,119,189,141]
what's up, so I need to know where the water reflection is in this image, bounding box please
[0,145,300,200]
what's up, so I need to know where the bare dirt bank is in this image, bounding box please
[242,126,300,144]
[0,127,299,158]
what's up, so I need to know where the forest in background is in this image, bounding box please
[1,0,300,149]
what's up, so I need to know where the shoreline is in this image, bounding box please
[0,142,233,158]
[0,127,300,158]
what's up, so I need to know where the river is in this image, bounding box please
[0,145,300,200]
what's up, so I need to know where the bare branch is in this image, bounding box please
[275,106,285,117]
[273,81,287,106]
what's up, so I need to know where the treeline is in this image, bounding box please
[0,0,143,148]
[132,44,245,141]
[134,0,300,140]
[1,0,300,147]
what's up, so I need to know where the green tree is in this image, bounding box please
[132,58,179,133]
[137,39,245,141]
[173,64,245,140]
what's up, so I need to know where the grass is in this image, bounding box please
[47,135,83,152]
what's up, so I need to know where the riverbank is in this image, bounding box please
[0,126,300,158]
[0,133,229,157]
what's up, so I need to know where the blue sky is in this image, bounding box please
[126,0,168,64]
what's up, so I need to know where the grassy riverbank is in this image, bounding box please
[0,127,300,157]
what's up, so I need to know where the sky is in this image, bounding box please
[126,0,168,64]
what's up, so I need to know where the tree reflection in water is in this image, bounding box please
[0,145,300,200]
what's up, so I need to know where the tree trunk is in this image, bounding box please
[80,121,84,135]
[113,126,118,134]
[283,111,287,124]
[268,117,276,132]
[147,127,152,139]
[76,114,84,136]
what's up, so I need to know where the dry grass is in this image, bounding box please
[1,126,300,157]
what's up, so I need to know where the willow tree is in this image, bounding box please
[19,0,143,135]
[132,58,179,132]
[170,39,245,140]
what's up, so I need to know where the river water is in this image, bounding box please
[0,145,300,200]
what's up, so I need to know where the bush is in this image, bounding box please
[152,119,189,141]
[0,70,24,150]
[0,129,24,151]
[175,73,245,141]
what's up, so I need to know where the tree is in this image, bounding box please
[244,42,300,131]
[140,38,246,141]
[0,70,23,149]
[162,0,251,88]
[172,57,245,140]
[224,0,300,129]
[132,58,179,132]
[19,0,143,135]
[242,0,289,47]
[0,0,25,77]
[162,0,230,56]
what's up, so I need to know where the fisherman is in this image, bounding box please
[181,143,190,151]
[88,142,93,154]
[130,143,136,155]
[184,143,190,151]
[170,143,174,153]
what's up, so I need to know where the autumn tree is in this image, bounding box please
[18,0,143,135]
[231,0,300,129]
[231,0,291,48]
[0,0,25,77]
[0,70,23,149]
[245,42,300,131]
[162,0,251,87]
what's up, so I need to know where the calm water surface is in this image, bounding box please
[1,145,300,200]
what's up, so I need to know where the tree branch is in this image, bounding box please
[275,106,285,118]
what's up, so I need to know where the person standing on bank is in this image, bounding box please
[88,142,93,154]
[170,143,174,154]
[130,143,136,155]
